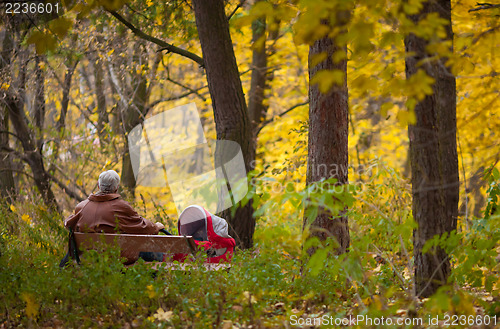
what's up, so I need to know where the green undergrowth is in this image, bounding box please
[1,167,499,328]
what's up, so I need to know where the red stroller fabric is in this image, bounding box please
[173,205,235,263]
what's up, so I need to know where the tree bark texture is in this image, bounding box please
[304,35,350,254]
[405,0,459,298]
[3,44,59,211]
[119,41,153,198]
[193,0,255,249]
[93,56,109,143]
[248,14,268,133]
[7,93,59,212]
[0,23,16,202]
[34,55,46,134]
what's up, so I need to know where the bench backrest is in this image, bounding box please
[74,232,196,263]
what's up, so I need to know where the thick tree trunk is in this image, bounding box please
[193,0,255,249]
[0,24,16,202]
[303,34,350,254]
[7,95,59,212]
[0,109,16,203]
[405,0,459,298]
[5,48,59,211]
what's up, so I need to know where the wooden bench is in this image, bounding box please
[73,232,230,270]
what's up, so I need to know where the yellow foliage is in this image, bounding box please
[21,214,31,225]
[49,17,73,38]
[153,307,173,321]
[310,69,345,93]
[27,31,57,54]
[20,292,39,319]
[241,291,258,304]
[146,285,157,298]
[397,109,417,126]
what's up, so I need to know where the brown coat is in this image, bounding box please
[64,193,159,235]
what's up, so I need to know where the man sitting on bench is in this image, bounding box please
[64,170,165,261]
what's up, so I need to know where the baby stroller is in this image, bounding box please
[173,205,235,263]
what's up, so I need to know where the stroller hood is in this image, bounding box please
[177,205,236,263]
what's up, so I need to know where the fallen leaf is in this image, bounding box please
[153,308,173,321]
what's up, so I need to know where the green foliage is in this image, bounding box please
[484,166,500,219]
[2,0,499,326]
[2,159,500,326]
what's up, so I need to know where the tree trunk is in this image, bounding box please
[7,94,59,212]
[303,33,350,254]
[119,41,152,198]
[248,12,268,132]
[193,0,255,249]
[405,0,459,298]
[93,55,109,143]
[49,60,78,179]
[0,24,16,203]
[93,25,110,144]
[6,48,59,212]
[0,109,16,203]
[34,55,46,134]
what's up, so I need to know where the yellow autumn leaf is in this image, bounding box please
[242,291,257,304]
[380,102,394,117]
[146,285,157,298]
[155,15,163,25]
[153,307,173,321]
[1,83,10,90]
[27,30,57,55]
[10,204,16,213]
[21,292,39,319]
[49,17,73,38]
[99,0,126,11]
[102,160,111,170]
[310,69,345,94]
[310,52,328,69]
[397,109,417,126]
[21,214,31,224]
[89,112,99,122]
[252,34,266,52]
[251,1,273,17]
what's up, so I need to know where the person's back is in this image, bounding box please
[64,170,164,235]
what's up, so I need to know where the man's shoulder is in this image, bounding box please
[75,199,90,210]
[88,193,122,202]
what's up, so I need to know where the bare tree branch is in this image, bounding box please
[228,0,246,20]
[0,168,34,180]
[50,162,89,198]
[256,101,309,135]
[108,10,204,67]
[47,171,86,202]
[469,2,500,12]
[145,89,207,113]
[0,130,24,143]
[472,24,500,45]
[166,77,207,102]
[0,145,26,160]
